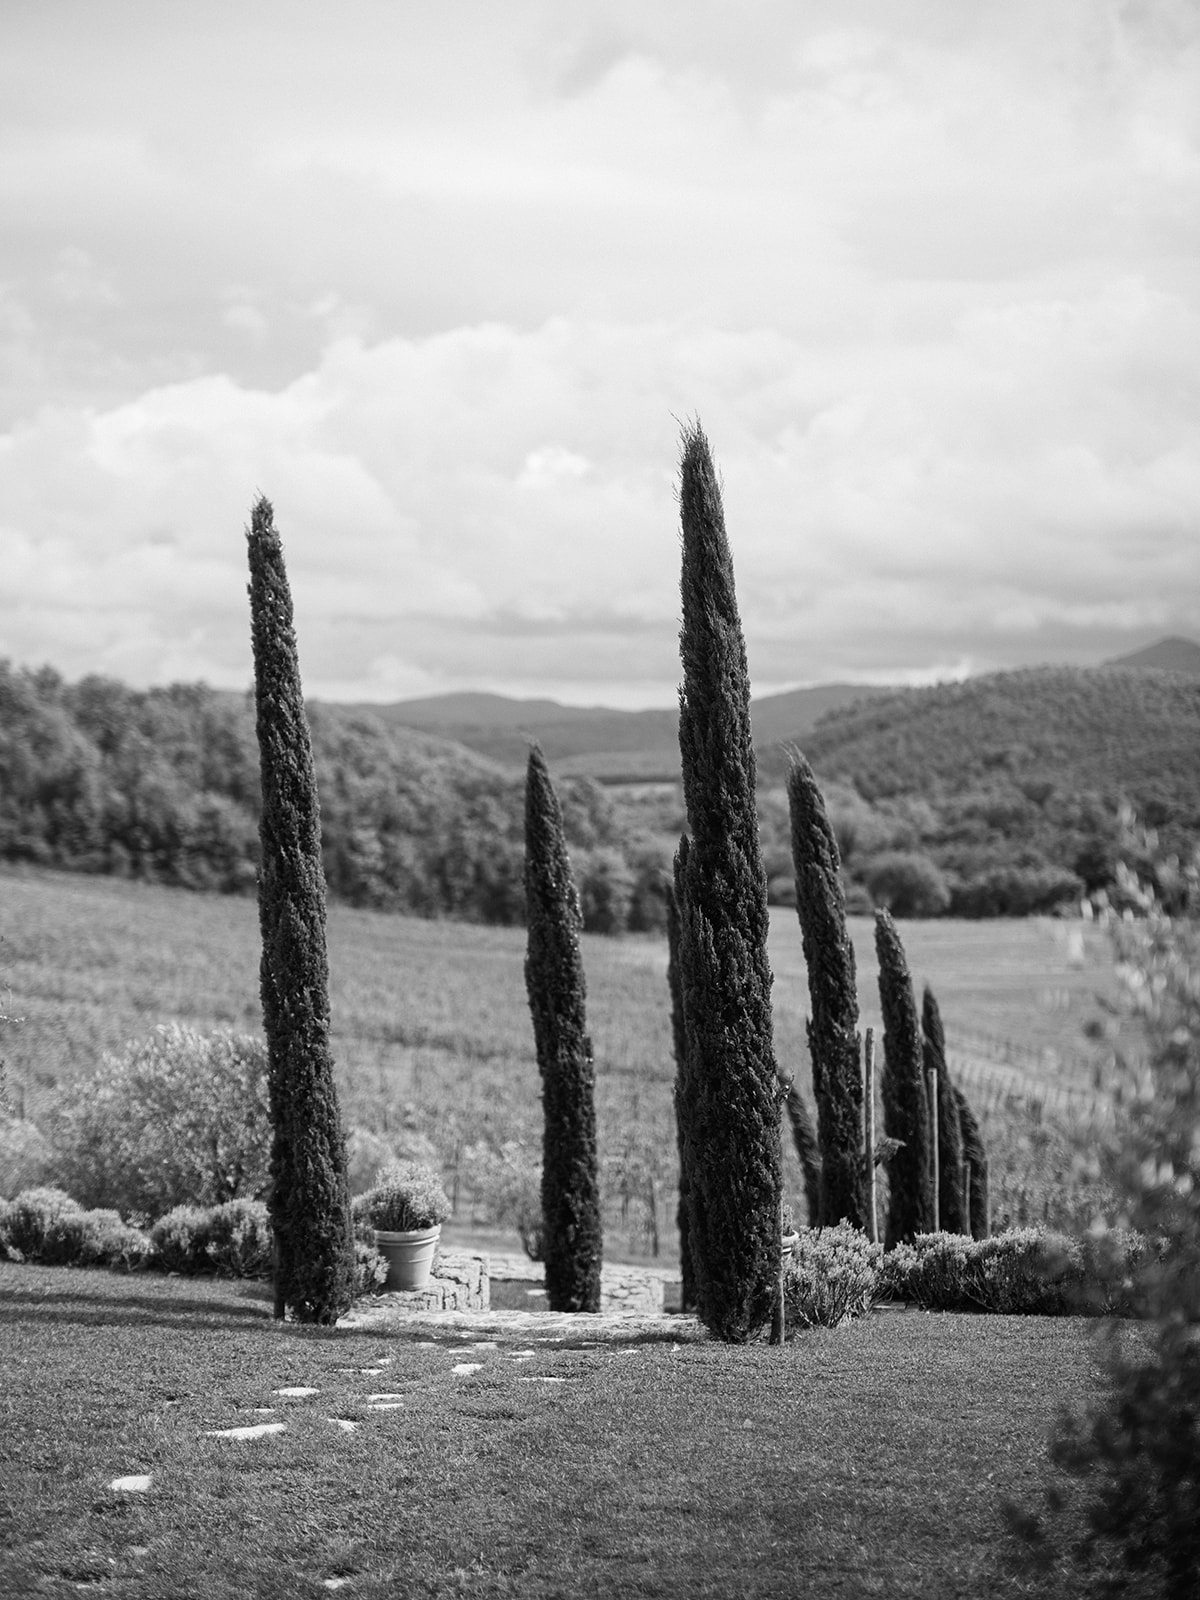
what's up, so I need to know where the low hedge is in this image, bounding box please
[0,1187,387,1297]
[881,1227,1154,1316]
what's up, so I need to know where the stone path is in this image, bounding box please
[338,1299,706,1342]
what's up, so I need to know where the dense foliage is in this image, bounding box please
[673,423,781,1344]
[44,1025,270,1219]
[768,665,1200,917]
[788,753,865,1227]
[1012,857,1200,1597]
[921,986,968,1236]
[0,657,663,931]
[523,745,603,1313]
[248,496,355,1326]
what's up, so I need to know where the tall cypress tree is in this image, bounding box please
[523,744,602,1314]
[955,1086,990,1241]
[674,422,781,1344]
[247,495,355,1325]
[665,861,696,1314]
[788,752,865,1227]
[875,909,934,1247]
[921,984,967,1235]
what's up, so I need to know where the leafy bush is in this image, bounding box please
[148,1199,273,1277]
[862,851,951,918]
[353,1160,451,1233]
[48,1024,271,1220]
[884,1228,1088,1314]
[948,864,1083,918]
[783,1223,883,1331]
[1010,850,1200,1595]
[353,1239,390,1297]
[0,1187,150,1268]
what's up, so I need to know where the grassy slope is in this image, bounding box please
[2,866,1122,1245]
[0,1262,1101,1599]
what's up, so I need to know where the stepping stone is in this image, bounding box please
[327,1419,359,1432]
[204,1422,287,1440]
[451,1363,482,1376]
[323,1581,352,1591]
[275,1387,319,1398]
[520,1376,568,1384]
[110,1475,151,1492]
[365,1393,405,1408]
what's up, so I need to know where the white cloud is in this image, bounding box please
[0,2,1197,701]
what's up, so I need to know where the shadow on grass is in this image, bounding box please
[0,1284,277,1326]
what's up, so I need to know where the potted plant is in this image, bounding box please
[353,1161,452,1292]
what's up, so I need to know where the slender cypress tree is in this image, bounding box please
[784,1081,822,1227]
[875,909,935,1247]
[922,984,967,1235]
[955,1086,990,1241]
[523,744,602,1313]
[247,495,355,1325]
[674,422,781,1343]
[665,861,696,1314]
[787,752,865,1227]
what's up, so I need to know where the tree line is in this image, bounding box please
[0,660,668,933]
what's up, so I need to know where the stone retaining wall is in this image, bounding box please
[371,1250,489,1314]
[487,1253,666,1315]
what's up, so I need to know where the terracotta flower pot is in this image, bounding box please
[374,1224,441,1291]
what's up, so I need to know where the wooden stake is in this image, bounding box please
[928,1066,940,1233]
[864,1028,877,1245]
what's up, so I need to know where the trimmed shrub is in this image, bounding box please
[0,1187,150,1269]
[148,1205,211,1274]
[784,1223,883,1331]
[884,1227,1092,1315]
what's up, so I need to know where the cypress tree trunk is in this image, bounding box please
[787,752,865,1227]
[875,909,935,1247]
[922,985,968,1235]
[784,1082,822,1228]
[666,863,696,1314]
[247,496,355,1325]
[955,1086,990,1240]
[523,744,602,1313]
[674,422,782,1344]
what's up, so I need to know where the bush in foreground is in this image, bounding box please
[47,1024,271,1219]
[784,1223,882,1331]
[0,1187,149,1270]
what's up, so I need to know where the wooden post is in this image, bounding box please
[928,1066,940,1233]
[770,1083,786,1346]
[864,1028,877,1246]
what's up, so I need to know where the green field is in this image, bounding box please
[1,866,1125,1254]
[0,1261,1104,1599]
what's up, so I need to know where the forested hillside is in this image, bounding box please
[0,663,669,931]
[758,665,1200,917]
[3,658,1198,926]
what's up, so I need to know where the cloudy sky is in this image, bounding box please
[2,1,1198,708]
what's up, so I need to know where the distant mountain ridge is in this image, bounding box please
[1102,635,1200,675]
[347,681,895,780]
[349,636,1200,783]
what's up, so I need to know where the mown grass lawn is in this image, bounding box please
[1,1263,1104,1598]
